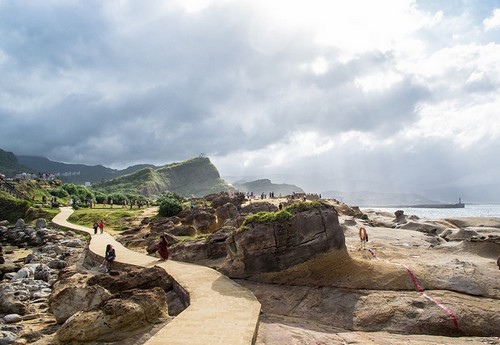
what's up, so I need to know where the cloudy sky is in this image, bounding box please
[1,0,499,201]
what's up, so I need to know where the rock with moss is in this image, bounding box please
[221,202,345,278]
[241,202,277,214]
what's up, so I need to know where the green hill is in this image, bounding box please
[91,156,235,198]
[0,149,34,177]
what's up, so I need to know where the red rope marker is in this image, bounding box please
[403,264,425,292]
[366,248,459,329]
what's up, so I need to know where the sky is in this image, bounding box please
[1,0,499,201]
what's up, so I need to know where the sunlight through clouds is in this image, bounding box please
[1,0,500,200]
[355,71,404,92]
[483,8,500,31]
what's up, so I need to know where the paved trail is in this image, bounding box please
[52,207,261,345]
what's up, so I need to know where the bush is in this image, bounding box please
[61,184,94,203]
[50,187,69,198]
[157,192,183,217]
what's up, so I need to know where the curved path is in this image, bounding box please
[52,207,261,345]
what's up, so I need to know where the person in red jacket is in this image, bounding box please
[98,220,104,234]
[157,235,169,261]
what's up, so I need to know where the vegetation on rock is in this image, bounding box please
[0,190,31,222]
[243,210,293,225]
[242,201,330,228]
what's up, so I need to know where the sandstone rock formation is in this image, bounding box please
[215,202,239,227]
[87,266,173,293]
[241,280,500,337]
[204,191,246,208]
[53,287,168,344]
[221,202,345,278]
[49,269,113,324]
[49,265,184,344]
[241,202,277,214]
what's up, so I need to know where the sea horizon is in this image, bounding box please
[362,204,500,219]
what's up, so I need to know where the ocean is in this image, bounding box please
[362,204,500,219]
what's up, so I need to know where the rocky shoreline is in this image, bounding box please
[0,218,185,345]
[1,196,499,344]
[114,196,499,344]
[0,218,86,344]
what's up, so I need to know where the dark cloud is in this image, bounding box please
[0,1,499,202]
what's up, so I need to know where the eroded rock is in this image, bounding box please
[222,202,345,278]
[53,288,168,344]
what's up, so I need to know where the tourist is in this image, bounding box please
[104,244,116,273]
[157,235,169,261]
[93,221,99,235]
[99,220,104,234]
[359,227,368,250]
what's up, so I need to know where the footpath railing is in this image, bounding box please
[0,180,29,200]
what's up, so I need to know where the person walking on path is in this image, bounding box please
[93,221,99,235]
[157,235,169,261]
[104,244,116,273]
[99,220,105,234]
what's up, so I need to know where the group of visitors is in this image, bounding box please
[92,220,105,234]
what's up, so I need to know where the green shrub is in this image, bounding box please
[285,200,326,214]
[50,187,69,198]
[157,192,184,217]
[243,210,293,225]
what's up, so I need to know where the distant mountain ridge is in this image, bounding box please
[232,179,304,196]
[16,155,155,184]
[0,149,33,176]
[0,149,235,197]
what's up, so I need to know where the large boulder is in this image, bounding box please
[177,208,217,234]
[0,292,33,315]
[87,266,173,293]
[394,210,406,224]
[49,284,113,324]
[53,288,169,344]
[168,224,196,237]
[204,191,246,208]
[241,202,277,214]
[222,202,345,278]
[168,226,236,262]
[35,218,47,230]
[215,203,239,227]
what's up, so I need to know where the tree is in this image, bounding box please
[157,192,183,217]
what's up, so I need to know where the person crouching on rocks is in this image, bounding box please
[157,235,169,261]
[104,244,116,273]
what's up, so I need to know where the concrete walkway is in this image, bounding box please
[52,207,261,345]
